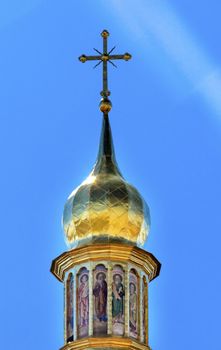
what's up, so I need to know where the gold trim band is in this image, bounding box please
[51,244,160,283]
[60,337,151,350]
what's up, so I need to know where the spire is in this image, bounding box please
[93,113,122,176]
[51,29,161,350]
[97,113,115,159]
[62,29,151,249]
[78,30,131,176]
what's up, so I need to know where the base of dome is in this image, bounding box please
[67,235,138,250]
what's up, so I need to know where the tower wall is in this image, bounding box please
[51,244,160,350]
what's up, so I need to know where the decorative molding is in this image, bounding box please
[60,336,151,350]
[51,244,161,283]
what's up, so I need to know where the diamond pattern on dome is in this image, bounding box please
[63,173,150,248]
[63,114,150,248]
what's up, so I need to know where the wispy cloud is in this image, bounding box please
[107,0,221,116]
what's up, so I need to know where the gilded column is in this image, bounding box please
[73,270,77,340]
[140,273,144,343]
[64,278,67,343]
[89,264,94,336]
[146,278,149,345]
[124,264,129,338]
[107,263,113,335]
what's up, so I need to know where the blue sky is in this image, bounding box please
[0,1,221,349]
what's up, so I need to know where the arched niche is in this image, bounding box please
[66,272,74,343]
[112,264,125,336]
[142,275,148,344]
[93,264,108,336]
[77,267,89,339]
[129,268,140,340]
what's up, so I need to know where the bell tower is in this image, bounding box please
[51,30,161,350]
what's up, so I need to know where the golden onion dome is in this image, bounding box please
[63,115,150,248]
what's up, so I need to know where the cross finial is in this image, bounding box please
[78,30,132,114]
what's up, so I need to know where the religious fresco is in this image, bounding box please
[129,269,139,339]
[112,265,125,335]
[142,276,148,343]
[93,264,108,335]
[66,273,74,343]
[77,267,89,338]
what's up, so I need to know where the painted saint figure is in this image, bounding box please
[93,272,107,322]
[129,282,138,337]
[112,274,124,323]
[78,271,89,338]
[66,273,74,343]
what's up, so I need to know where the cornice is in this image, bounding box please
[51,244,161,283]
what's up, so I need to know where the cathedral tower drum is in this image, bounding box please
[51,30,161,350]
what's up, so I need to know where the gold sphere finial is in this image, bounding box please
[79,54,87,63]
[99,98,112,113]
[124,52,132,61]
[101,29,110,38]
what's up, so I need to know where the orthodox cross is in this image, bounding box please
[79,29,132,113]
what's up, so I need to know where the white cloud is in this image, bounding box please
[107,0,221,116]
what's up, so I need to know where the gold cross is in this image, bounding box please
[78,30,132,113]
